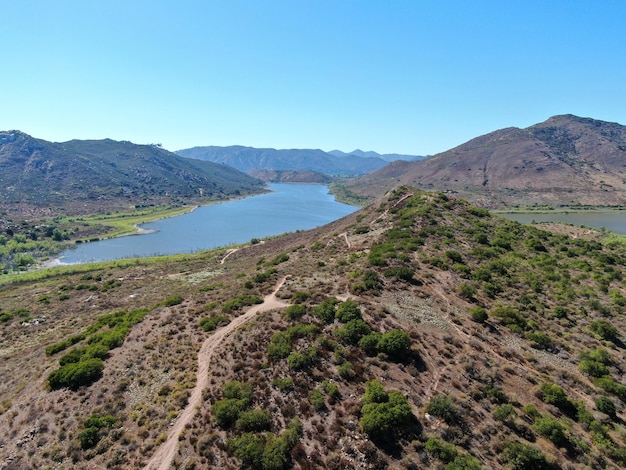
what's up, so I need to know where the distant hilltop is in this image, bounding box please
[0,131,264,218]
[341,114,626,208]
[175,145,425,177]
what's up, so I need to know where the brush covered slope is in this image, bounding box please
[342,115,626,208]
[1,187,626,469]
[0,131,264,219]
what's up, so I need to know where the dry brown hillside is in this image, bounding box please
[342,115,626,209]
[1,187,626,469]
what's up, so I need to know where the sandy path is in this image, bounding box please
[144,277,289,470]
[220,248,239,264]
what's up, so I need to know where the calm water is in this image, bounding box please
[56,184,357,264]
[500,212,626,234]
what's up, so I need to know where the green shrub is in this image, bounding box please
[425,437,457,463]
[335,300,362,323]
[161,295,184,307]
[493,403,516,422]
[214,398,247,428]
[590,320,619,341]
[271,377,293,392]
[79,414,117,449]
[596,396,617,418]
[534,416,567,447]
[377,330,411,360]
[312,298,339,323]
[200,315,231,332]
[310,389,326,411]
[539,383,572,411]
[230,432,265,468]
[359,332,382,356]
[337,361,355,380]
[48,358,104,390]
[504,442,550,470]
[222,294,263,312]
[360,382,413,444]
[283,304,307,320]
[236,409,272,432]
[383,266,415,281]
[426,394,458,425]
[335,319,371,344]
[458,283,477,300]
[469,306,488,323]
[262,435,290,470]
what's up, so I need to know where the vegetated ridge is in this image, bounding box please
[175,145,415,177]
[342,115,626,208]
[246,169,333,184]
[1,186,626,469]
[328,149,426,163]
[0,131,265,219]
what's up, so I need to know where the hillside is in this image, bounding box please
[328,149,426,162]
[0,131,265,218]
[342,115,626,208]
[1,187,626,469]
[246,169,333,184]
[175,145,389,176]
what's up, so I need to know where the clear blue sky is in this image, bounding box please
[2,1,625,155]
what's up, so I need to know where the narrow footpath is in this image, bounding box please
[144,277,289,470]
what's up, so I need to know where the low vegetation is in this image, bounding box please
[2,186,626,469]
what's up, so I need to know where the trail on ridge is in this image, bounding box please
[144,277,289,470]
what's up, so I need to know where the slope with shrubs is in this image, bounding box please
[1,186,626,469]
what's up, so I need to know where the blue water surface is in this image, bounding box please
[58,183,357,264]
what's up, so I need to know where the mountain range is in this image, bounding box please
[343,114,626,208]
[175,145,424,177]
[0,131,264,218]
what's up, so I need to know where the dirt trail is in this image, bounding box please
[144,277,289,470]
[220,248,239,264]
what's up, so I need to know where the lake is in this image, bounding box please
[55,183,358,264]
[500,211,626,234]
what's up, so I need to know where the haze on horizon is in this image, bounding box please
[2,0,625,156]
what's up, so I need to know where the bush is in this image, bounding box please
[337,361,355,380]
[283,304,307,320]
[214,398,247,428]
[312,298,339,323]
[590,320,619,342]
[426,394,458,425]
[425,438,457,463]
[596,396,617,418]
[384,267,415,282]
[458,283,477,300]
[230,432,265,468]
[335,319,371,344]
[534,416,567,447]
[504,442,550,470]
[236,409,272,432]
[469,306,488,323]
[539,383,572,411]
[199,315,230,332]
[79,414,117,449]
[48,358,104,390]
[377,330,411,360]
[161,295,184,307]
[360,384,413,444]
[310,389,326,411]
[359,332,382,356]
[335,300,362,323]
[271,377,293,392]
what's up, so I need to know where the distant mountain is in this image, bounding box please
[175,145,388,176]
[246,169,332,184]
[328,149,426,162]
[342,115,626,208]
[0,131,264,217]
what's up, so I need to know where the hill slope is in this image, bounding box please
[329,148,426,162]
[343,115,626,208]
[176,145,389,176]
[1,187,626,469]
[0,131,264,218]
